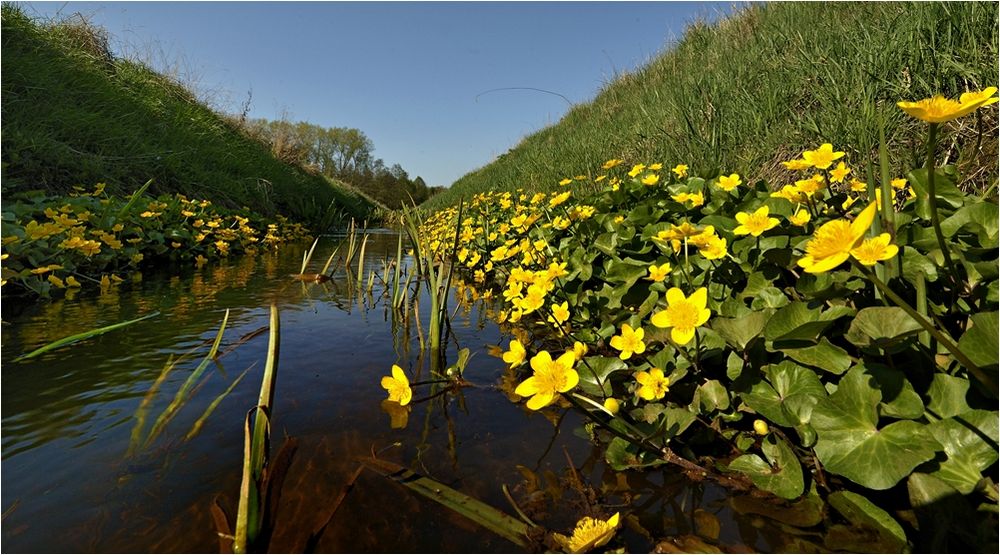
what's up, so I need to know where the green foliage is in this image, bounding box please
[426,2,998,210]
[1,184,310,297]
[0,5,377,228]
[421,112,998,548]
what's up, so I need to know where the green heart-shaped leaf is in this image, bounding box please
[728,435,804,500]
[811,367,941,490]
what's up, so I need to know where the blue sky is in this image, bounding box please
[22,2,733,187]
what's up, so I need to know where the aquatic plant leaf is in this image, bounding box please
[143,309,229,449]
[957,312,999,369]
[777,338,851,375]
[861,364,924,420]
[694,379,730,412]
[764,302,853,343]
[577,356,627,397]
[712,309,770,350]
[13,311,160,362]
[926,374,971,419]
[184,365,252,441]
[825,490,907,552]
[927,409,999,494]
[729,482,824,528]
[361,457,530,548]
[811,366,941,489]
[728,435,804,500]
[939,195,998,245]
[743,361,825,428]
[846,306,923,348]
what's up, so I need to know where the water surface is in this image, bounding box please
[2,233,791,552]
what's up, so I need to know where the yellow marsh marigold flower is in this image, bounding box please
[514,350,579,410]
[849,179,867,193]
[897,87,998,123]
[641,173,660,186]
[65,276,81,287]
[548,301,570,327]
[646,262,672,282]
[795,174,826,197]
[381,365,412,406]
[30,264,64,275]
[717,173,742,191]
[841,196,858,211]
[635,367,670,401]
[47,275,66,288]
[553,512,620,554]
[734,206,780,237]
[851,233,899,266]
[782,158,812,171]
[788,209,811,227]
[610,323,646,360]
[549,191,572,207]
[772,185,808,204]
[552,216,571,230]
[502,339,527,367]
[628,164,646,178]
[754,419,770,435]
[518,283,548,314]
[797,201,877,273]
[829,162,851,183]
[801,143,845,170]
[559,178,573,186]
[672,164,689,178]
[195,254,209,267]
[699,236,728,260]
[890,178,908,190]
[651,287,711,346]
[572,341,588,361]
[602,158,623,169]
[649,163,663,171]
[603,398,620,415]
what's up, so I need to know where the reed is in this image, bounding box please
[234,303,281,554]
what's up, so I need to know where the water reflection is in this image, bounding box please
[3,231,802,553]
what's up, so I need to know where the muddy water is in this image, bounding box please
[2,232,789,553]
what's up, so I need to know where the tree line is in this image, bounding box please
[245,119,443,208]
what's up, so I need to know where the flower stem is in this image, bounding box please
[925,123,958,282]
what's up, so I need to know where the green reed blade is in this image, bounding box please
[300,237,320,275]
[234,407,265,554]
[320,245,341,276]
[247,303,281,547]
[361,457,530,548]
[184,365,252,442]
[356,233,369,282]
[115,178,153,219]
[143,309,229,449]
[13,311,160,362]
[127,352,183,457]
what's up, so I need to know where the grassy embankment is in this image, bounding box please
[428,2,998,210]
[1,4,382,229]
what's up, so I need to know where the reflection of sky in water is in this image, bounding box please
[1,233,783,552]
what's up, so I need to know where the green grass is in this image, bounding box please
[1,4,381,228]
[427,2,998,211]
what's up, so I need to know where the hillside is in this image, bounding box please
[1,5,381,228]
[427,2,998,210]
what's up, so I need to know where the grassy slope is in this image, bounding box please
[428,2,998,210]
[1,5,382,227]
